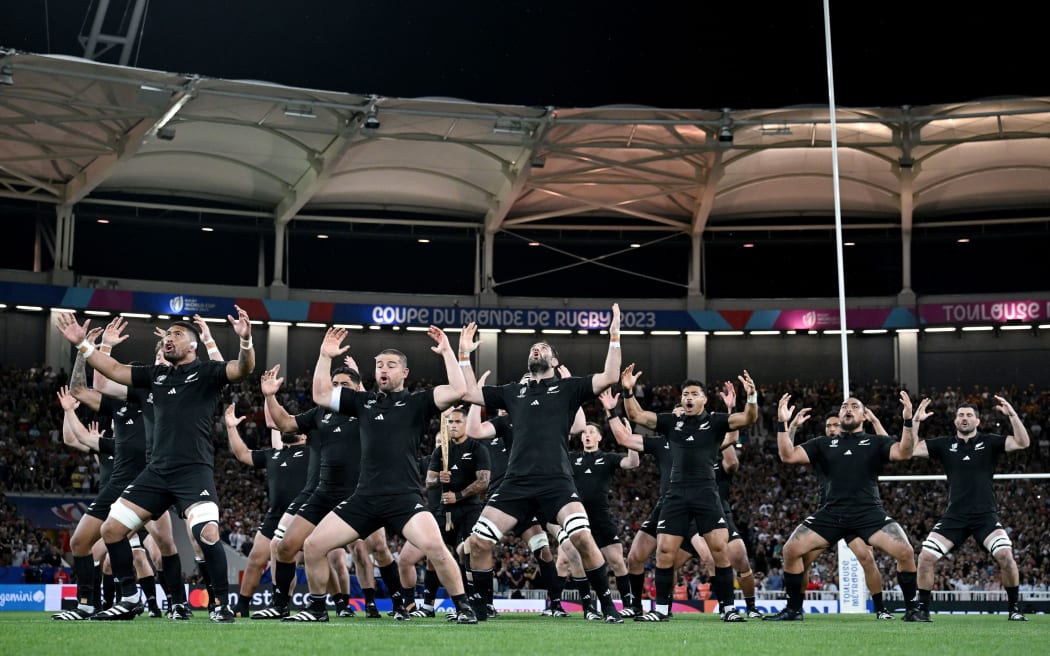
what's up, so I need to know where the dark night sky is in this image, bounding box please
[3,1,1047,110]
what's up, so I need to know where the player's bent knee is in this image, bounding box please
[921,536,950,561]
[562,513,590,539]
[986,534,1012,557]
[528,532,549,552]
[471,517,503,544]
[188,502,221,545]
[109,501,145,533]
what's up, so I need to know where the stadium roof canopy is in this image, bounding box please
[2,50,1049,295]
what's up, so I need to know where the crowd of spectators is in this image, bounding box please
[1,361,1048,600]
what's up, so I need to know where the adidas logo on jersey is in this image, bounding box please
[530,400,539,406]
[843,449,853,455]
[584,468,592,474]
[962,455,971,461]
[414,503,424,510]
[333,427,341,432]
[167,388,176,395]
[451,464,459,470]
[126,419,134,425]
[374,414,385,420]
[280,462,288,467]
[199,489,210,496]
[685,436,694,441]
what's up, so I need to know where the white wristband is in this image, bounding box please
[610,341,620,348]
[747,392,758,404]
[240,338,253,350]
[207,347,220,356]
[77,340,96,358]
[458,360,471,367]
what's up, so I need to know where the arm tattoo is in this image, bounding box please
[458,471,490,499]
[70,353,88,390]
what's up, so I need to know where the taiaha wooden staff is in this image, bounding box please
[440,414,453,531]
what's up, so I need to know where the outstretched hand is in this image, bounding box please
[54,313,89,345]
[427,325,451,355]
[719,380,737,411]
[993,395,1018,419]
[320,327,350,359]
[56,386,79,411]
[459,322,480,355]
[598,388,620,411]
[260,364,284,396]
[621,363,642,390]
[223,404,245,429]
[193,314,214,343]
[101,317,130,347]
[227,305,251,340]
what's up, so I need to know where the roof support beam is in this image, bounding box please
[272,122,359,286]
[63,85,196,204]
[480,119,552,294]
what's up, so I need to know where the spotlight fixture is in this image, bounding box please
[284,104,316,119]
[718,125,734,144]
[363,105,380,130]
[156,126,176,141]
[494,117,532,135]
[137,84,172,107]
[0,65,13,86]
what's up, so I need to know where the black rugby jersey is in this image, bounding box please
[98,395,146,485]
[251,443,310,513]
[654,410,730,486]
[420,455,440,511]
[924,433,1008,514]
[130,359,229,473]
[482,375,594,481]
[96,435,116,486]
[715,456,733,513]
[428,437,491,506]
[126,387,155,463]
[800,431,896,510]
[295,406,360,496]
[333,386,440,496]
[570,449,628,508]
[643,435,673,497]
[485,414,513,493]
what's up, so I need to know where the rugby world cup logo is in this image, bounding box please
[802,311,817,329]
[169,295,184,313]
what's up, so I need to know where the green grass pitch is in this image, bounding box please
[3,611,1042,656]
